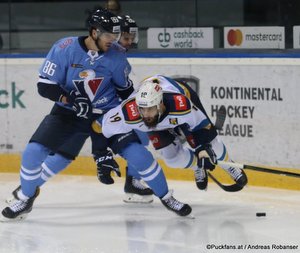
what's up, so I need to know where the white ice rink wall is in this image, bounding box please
[0,56,299,169]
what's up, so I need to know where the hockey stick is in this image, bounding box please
[207,172,244,192]
[214,105,226,130]
[218,161,300,178]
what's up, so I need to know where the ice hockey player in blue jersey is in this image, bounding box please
[99,75,248,191]
[0,7,126,220]
[1,9,191,220]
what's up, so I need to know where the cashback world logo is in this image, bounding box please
[148,27,213,49]
[158,28,170,48]
[227,29,243,46]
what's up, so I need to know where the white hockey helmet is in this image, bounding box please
[136,79,163,108]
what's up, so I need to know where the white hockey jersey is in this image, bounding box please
[99,75,209,138]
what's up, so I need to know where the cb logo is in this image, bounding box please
[227,29,243,46]
[158,28,170,48]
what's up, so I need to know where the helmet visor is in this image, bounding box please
[96,27,121,42]
[128,27,139,44]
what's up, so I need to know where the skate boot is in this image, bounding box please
[6,185,40,204]
[226,167,248,187]
[1,187,40,221]
[194,166,208,190]
[160,190,192,217]
[124,175,154,203]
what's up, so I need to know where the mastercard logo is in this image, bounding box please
[227,29,243,46]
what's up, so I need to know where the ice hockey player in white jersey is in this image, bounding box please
[98,75,248,190]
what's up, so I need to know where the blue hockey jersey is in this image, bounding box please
[39,36,132,113]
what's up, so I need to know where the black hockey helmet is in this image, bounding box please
[87,8,120,34]
[118,15,138,43]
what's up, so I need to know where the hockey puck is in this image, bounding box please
[256,212,266,217]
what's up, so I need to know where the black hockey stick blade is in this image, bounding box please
[217,161,300,178]
[208,172,244,192]
[215,105,226,130]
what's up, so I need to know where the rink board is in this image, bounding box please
[0,154,299,191]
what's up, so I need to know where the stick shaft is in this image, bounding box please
[217,160,300,178]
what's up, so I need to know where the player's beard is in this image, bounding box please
[143,115,159,128]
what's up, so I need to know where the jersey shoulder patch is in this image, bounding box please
[164,93,191,116]
[57,37,74,50]
[122,98,143,124]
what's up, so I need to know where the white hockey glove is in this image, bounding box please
[68,90,92,119]
[94,150,121,184]
[195,144,217,171]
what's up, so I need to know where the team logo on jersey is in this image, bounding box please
[169,118,178,125]
[124,100,140,122]
[173,95,188,111]
[185,134,196,148]
[149,134,161,149]
[73,69,104,101]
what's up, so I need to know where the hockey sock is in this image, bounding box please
[37,153,71,186]
[139,161,168,198]
[127,130,150,179]
[127,164,142,179]
[134,129,149,146]
[20,142,50,197]
[120,142,168,198]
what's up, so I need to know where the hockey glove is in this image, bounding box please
[68,90,92,119]
[94,150,121,184]
[195,143,217,171]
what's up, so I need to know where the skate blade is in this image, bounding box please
[196,185,208,191]
[0,213,28,222]
[184,213,195,219]
[123,193,154,204]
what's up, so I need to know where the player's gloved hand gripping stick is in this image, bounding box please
[94,150,121,184]
[67,90,92,119]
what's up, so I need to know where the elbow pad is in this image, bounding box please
[117,85,134,100]
[37,82,66,102]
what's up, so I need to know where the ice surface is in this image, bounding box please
[0,174,299,253]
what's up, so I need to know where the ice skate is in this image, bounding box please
[124,175,154,203]
[1,187,40,221]
[160,190,192,217]
[6,185,40,204]
[226,166,248,187]
[194,166,208,190]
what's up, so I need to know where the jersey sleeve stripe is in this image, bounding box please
[125,119,143,124]
[169,108,191,116]
[38,76,57,85]
[191,118,210,131]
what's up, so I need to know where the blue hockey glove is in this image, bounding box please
[68,90,92,119]
[195,143,217,171]
[94,150,121,184]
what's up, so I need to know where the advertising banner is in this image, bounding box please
[224,26,285,49]
[1,57,299,168]
[293,26,300,48]
[147,27,214,49]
